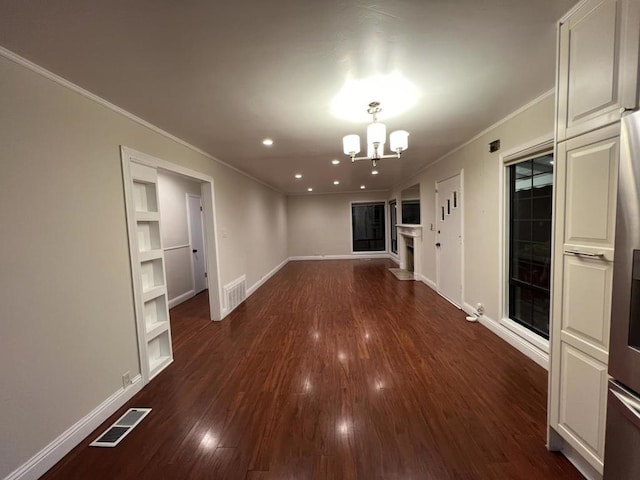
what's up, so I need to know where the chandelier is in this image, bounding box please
[342,102,409,167]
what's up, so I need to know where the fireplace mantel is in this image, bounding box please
[396,224,423,278]
[397,224,423,238]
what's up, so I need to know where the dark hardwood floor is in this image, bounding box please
[42,259,582,479]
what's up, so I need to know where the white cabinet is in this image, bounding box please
[557,0,639,141]
[550,125,620,474]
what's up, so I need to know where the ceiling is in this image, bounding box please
[0,0,578,194]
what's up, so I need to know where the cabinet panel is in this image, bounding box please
[557,0,639,140]
[560,130,619,256]
[558,344,608,461]
[561,255,612,354]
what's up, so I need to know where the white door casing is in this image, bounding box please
[187,194,207,294]
[436,173,463,307]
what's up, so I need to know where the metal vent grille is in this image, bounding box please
[90,408,152,448]
[224,275,247,313]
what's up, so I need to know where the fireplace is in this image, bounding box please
[397,224,423,279]
[406,237,414,273]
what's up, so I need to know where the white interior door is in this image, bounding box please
[436,174,462,307]
[187,194,207,294]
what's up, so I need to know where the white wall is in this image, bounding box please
[157,171,202,305]
[0,53,287,479]
[287,191,390,257]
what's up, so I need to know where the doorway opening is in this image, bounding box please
[121,147,222,386]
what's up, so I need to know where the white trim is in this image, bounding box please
[186,193,207,295]
[388,252,400,265]
[121,146,224,322]
[246,258,289,297]
[168,289,196,309]
[416,273,437,290]
[463,303,549,369]
[5,376,142,480]
[392,89,555,190]
[349,200,389,255]
[0,46,281,194]
[289,254,393,261]
[499,317,550,353]
[558,437,603,480]
[163,244,190,252]
[497,135,554,361]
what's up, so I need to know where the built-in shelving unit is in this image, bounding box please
[124,160,173,381]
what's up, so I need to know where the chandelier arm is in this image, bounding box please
[347,153,403,162]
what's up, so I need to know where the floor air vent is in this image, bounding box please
[90,408,151,448]
[224,275,247,312]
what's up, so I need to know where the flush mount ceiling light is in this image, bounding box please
[262,138,273,146]
[333,180,340,185]
[332,72,419,123]
[295,174,302,179]
[342,102,409,167]
[331,159,340,165]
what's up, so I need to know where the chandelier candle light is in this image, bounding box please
[342,102,409,167]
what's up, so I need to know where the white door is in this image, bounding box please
[187,194,207,294]
[436,174,462,307]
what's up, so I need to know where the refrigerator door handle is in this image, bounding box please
[611,388,640,426]
[564,249,605,258]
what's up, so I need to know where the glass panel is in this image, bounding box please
[507,153,553,340]
[352,203,386,252]
[390,201,397,254]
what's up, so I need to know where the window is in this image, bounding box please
[389,200,398,254]
[352,202,386,252]
[508,153,554,339]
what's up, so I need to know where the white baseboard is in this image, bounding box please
[247,258,289,297]
[5,375,143,480]
[464,302,549,369]
[558,436,602,480]
[168,289,195,309]
[388,253,400,264]
[416,274,437,290]
[289,253,392,261]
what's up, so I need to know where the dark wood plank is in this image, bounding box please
[41,259,582,479]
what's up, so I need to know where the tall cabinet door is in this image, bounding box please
[550,125,620,473]
[557,0,639,142]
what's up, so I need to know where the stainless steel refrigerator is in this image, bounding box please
[604,109,640,478]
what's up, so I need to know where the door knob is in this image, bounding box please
[435,243,441,247]
[193,249,198,253]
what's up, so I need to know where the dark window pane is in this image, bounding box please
[507,153,553,340]
[532,196,552,219]
[402,201,420,224]
[390,201,397,254]
[352,203,386,252]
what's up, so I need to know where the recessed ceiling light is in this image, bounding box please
[331,159,340,165]
[333,180,340,185]
[307,187,313,192]
[360,185,366,189]
[371,170,379,175]
[295,174,302,179]
[262,138,274,146]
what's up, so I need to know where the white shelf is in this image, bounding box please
[147,331,172,377]
[139,250,163,262]
[140,258,165,291]
[143,295,168,333]
[142,285,166,303]
[133,180,158,213]
[146,322,169,341]
[136,221,162,252]
[136,211,160,222]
